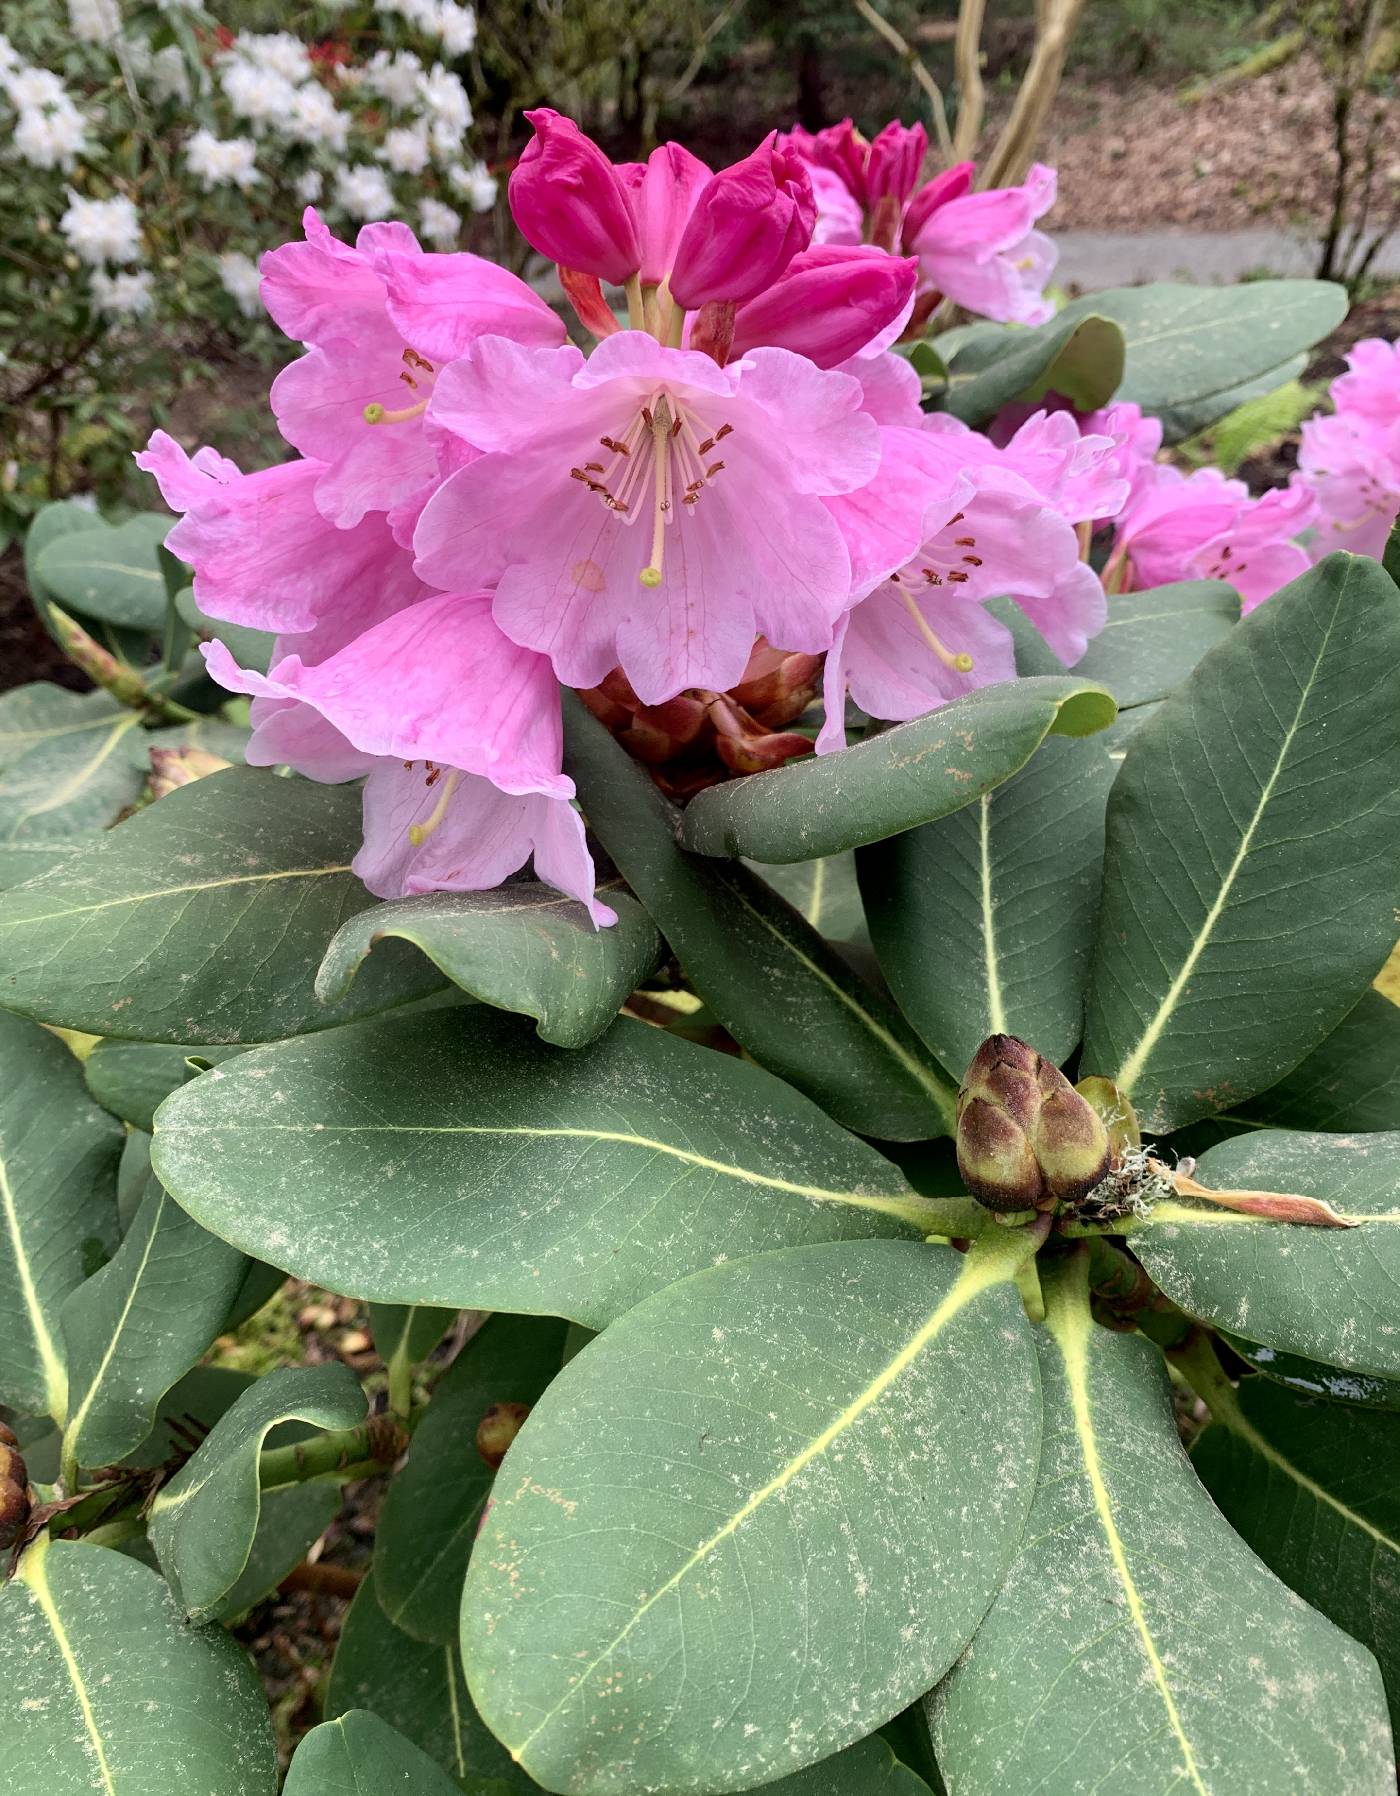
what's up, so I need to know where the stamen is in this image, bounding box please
[407,769,461,847]
[364,399,429,426]
[896,585,974,674]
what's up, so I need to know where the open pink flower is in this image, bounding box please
[1110,465,1314,612]
[135,430,425,637]
[198,589,614,923]
[928,408,1128,525]
[1296,338,1400,560]
[819,420,1107,749]
[417,331,881,704]
[906,163,1058,325]
[262,209,564,528]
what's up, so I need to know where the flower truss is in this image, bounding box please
[135,109,1400,925]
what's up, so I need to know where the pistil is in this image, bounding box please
[407,769,462,846]
[364,399,429,426]
[895,584,974,673]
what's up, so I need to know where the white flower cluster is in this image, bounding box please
[60,189,143,265]
[217,251,263,317]
[186,127,261,192]
[2,39,89,170]
[376,0,478,57]
[67,0,121,46]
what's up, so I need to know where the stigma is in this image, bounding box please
[569,393,732,590]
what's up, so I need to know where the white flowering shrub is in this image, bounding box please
[0,0,496,523]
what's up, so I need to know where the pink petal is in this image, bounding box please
[377,249,566,363]
[259,208,388,347]
[842,580,1018,720]
[200,644,375,781]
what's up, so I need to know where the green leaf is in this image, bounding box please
[930,1255,1393,1794]
[861,736,1115,1075]
[148,1363,365,1621]
[0,1537,276,1793]
[215,1484,340,1622]
[316,881,661,1049]
[759,1737,936,1794]
[174,584,275,675]
[1224,1335,1400,1410]
[1071,579,1240,711]
[565,697,955,1139]
[939,311,1125,424]
[285,1710,465,1796]
[0,839,93,891]
[0,711,145,845]
[679,676,1116,863]
[0,683,127,773]
[60,1176,248,1471]
[0,1010,121,1418]
[1154,352,1309,445]
[1134,1129,1400,1375]
[22,502,152,666]
[750,852,868,944]
[1193,1376,1400,1738]
[1228,989,1400,1132]
[153,1008,978,1325]
[1071,280,1346,417]
[34,514,171,633]
[0,766,446,1042]
[84,1039,244,1133]
[463,1233,1042,1794]
[327,1578,530,1788]
[1083,554,1400,1131]
[116,1130,151,1232]
[376,1313,569,1643]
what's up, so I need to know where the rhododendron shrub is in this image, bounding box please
[4,102,1400,1796]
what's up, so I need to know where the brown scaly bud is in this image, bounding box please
[728,645,823,730]
[476,1402,531,1472]
[0,1424,31,1550]
[147,745,232,802]
[956,1034,1110,1213]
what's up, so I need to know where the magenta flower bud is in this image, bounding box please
[729,245,917,368]
[508,108,640,284]
[901,158,975,247]
[617,141,712,286]
[668,132,816,310]
[805,118,869,204]
[865,121,928,207]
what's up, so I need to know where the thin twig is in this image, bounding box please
[664,0,748,106]
[848,0,954,165]
[980,0,1087,190]
[951,0,987,161]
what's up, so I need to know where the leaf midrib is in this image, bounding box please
[18,1538,117,1796]
[1113,575,1344,1100]
[156,1118,940,1231]
[509,1242,1019,1768]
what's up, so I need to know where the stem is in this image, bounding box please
[49,605,201,723]
[258,1413,412,1492]
[624,274,647,332]
[951,0,987,161]
[849,0,955,165]
[980,0,1087,190]
[1170,1329,1247,1429]
[387,1347,414,1424]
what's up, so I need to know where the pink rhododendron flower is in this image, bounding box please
[819,417,1108,749]
[262,209,564,527]
[1109,465,1314,612]
[417,331,881,703]
[1295,337,1400,559]
[782,121,1057,325]
[135,430,426,637]
[928,409,1129,525]
[907,163,1058,325]
[509,108,642,284]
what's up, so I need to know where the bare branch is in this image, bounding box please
[848,0,954,165]
[951,0,987,161]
